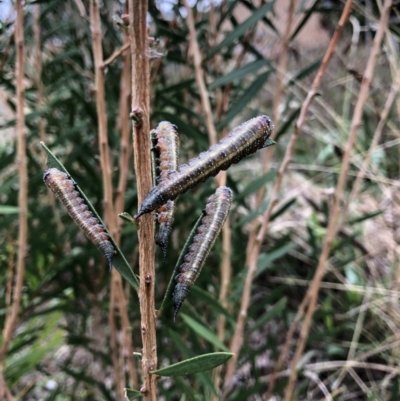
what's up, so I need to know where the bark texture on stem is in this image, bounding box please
[129,1,157,399]
[0,0,28,367]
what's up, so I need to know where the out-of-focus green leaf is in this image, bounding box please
[348,210,383,225]
[0,205,19,214]
[235,170,275,204]
[151,352,233,376]
[181,314,229,351]
[274,107,300,140]
[288,58,322,86]
[207,1,275,59]
[249,297,287,333]
[209,59,270,90]
[256,243,295,277]
[290,0,323,41]
[189,286,236,326]
[40,142,139,289]
[219,70,271,128]
[124,388,142,400]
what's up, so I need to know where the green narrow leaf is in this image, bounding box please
[219,70,271,128]
[40,142,139,289]
[209,59,270,90]
[348,210,383,225]
[249,297,287,333]
[181,314,229,351]
[256,243,295,277]
[0,205,19,214]
[124,388,142,400]
[207,1,275,59]
[151,352,234,377]
[274,107,300,141]
[235,199,269,228]
[189,286,236,326]
[158,213,204,315]
[288,58,322,86]
[289,0,322,41]
[235,170,275,204]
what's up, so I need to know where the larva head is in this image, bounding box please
[134,187,164,218]
[98,241,115,271]
[172,283,190,322]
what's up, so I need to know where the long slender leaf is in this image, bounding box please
[40,142,139,289]
[181,314,229,351]
[218,70,271,128]
[209,59,270,90]
[151,352,233,376]
[207,1,275,59]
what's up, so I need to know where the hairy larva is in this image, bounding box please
[172,186,233,321]
[151,121,180,258]
[43,168,115,271]
[135,115,273,218]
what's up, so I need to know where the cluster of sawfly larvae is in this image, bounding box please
[143,115,274,318]
[43,115,274,319]
[43,168,115,271]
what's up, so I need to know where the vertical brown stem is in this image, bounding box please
[283,1,392,399]
[129,1,157,399]
[89,1,125,398]
[184,0,217,146]
[184,2,232,396]
[0,0,28,384]
[113,5,138,389]
[224,0,354,395]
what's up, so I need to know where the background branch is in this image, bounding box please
[283,1,392,399]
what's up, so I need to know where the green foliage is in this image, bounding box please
[151,352,233,377]
[1,0,398,400]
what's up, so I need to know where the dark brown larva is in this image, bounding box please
[151,122,180,258]
[43,168,115,271]
[172,186,233,321]
[135,115,273,218]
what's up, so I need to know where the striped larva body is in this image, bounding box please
[151,122,180,258]
[135,115,273,218]
[43,168,115,270]
[172,186,233,320]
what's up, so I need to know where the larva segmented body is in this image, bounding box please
[151,121,180,258]
[43,168,115,271]
[135,115,273,218]
[172,186,233,320]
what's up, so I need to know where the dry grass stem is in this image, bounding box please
[90,1,127,397]
[283,1,392,399]
[223,0,317,392]
[129,1,157,399]
[0,0,28,367]
[183,0,217,146]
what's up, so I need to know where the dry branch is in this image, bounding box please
[283,1,392,399]
[129,1,157,399]
[0,0,28,368]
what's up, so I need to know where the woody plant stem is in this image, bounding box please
[129,1,158,399]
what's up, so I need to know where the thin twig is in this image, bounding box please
[114,9,138,388]
[183,4,231,396]
[0,0,28,375]
[90,1,124,398]
[283,1,392,399]
[260,2,355,396]
[183,0,217,146]
[222,0,298,392]
[102,42,130,69]
[129,1,157,399]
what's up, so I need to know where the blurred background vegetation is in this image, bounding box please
[1,0,400,400]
